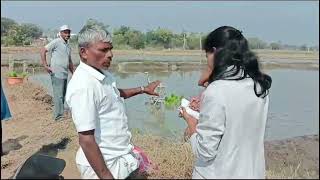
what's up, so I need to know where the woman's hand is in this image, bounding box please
[189,97,201,112]
[198,66,212,87]
[184,127,191,141]
[179,107,198,137]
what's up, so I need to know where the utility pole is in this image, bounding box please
[199,32,202,50]
[183,32,186,51]
[199,32,202,65]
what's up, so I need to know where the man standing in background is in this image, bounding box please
[40,25,75,121]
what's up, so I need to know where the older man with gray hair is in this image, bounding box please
[65,25,160,179]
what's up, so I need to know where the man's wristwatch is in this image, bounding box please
[140,86,145,94]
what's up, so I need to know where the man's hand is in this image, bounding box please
[144,80,161,96]
[45,66,53,74]
[69,60,75,75]
[119,80,161,99]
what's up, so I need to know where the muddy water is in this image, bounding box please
[29,68,319,141]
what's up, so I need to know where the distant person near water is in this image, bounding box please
[40,25,75,121]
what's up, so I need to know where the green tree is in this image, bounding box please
[81,18,109,32]
[20,23,43,39]
[4,25,28,46]
[127,30,145,49]
[113,34,129,48]
[153,28,173,48]
[114,26,130,36]
[113,26,131,45]
[270,42,281,50]
[1,17,17,36]
[171,34,184,49]
[247,37,268,49]
[2,17,43,46]
[186,33,201,50]
[145,30,157,46]
[112,26,145,49]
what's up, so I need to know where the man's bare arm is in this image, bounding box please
[118,87,143,99]
[40,47,52,74]
[79,130,113,179]
[69,57,75,74]
[118,80,161,99]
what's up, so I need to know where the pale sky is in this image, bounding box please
[1,1,319,46]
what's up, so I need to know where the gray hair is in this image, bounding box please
[77,25,112,48]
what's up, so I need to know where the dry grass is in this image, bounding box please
[132,133,319,179]
[132,134,194,179]
[266,164,317,179]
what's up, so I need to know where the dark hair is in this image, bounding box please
[203,26,272,98]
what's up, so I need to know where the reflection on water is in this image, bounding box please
[29,68,319,141]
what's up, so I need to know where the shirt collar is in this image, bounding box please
[59,37,68,44]
[223,65,247,80]
[79,61,106,81]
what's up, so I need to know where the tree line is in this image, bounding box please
[1,17,318,51]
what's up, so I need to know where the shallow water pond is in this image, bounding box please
[30,68,319,141]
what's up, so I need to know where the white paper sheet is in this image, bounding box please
[179,98,200,119]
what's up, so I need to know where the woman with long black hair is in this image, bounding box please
[180,26,272,178]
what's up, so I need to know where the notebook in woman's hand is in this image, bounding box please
[179,98,200,119]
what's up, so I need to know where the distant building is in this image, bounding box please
[32,36,49,46]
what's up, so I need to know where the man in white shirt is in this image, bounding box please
[65,25,160,179]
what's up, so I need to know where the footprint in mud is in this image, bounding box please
[1,135,28,156]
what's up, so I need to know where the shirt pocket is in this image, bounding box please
[106,86,124,113]
[101,85,126,115]
[112,86,125,104]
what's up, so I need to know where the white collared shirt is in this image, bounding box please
[65,61,138,178]
[190,78,269,179]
